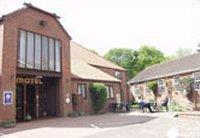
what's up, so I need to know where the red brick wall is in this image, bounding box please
[92,66,131,101]
[0,8,72,122]
[71,79,121,114]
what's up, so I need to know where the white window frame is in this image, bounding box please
[193,72,200,91]
[77,84,87,98]
[115,71,121,79]
[106,85,114,99]
[157,79,166,93]
[173,76,182,92]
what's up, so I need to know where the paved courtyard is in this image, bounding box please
[0,112,200,138]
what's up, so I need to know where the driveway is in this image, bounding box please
[0,112,199,138]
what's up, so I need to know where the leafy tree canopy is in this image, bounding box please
[104,48,139,78]
[104,46,165,79]
[137,45,165,71]
[166,48,193,60]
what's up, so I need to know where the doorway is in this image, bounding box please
[16,77,59,122]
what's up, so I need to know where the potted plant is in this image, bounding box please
[25,113,32,121]
[2,120,16,128]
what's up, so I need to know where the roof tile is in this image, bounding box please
[129,53,200,84]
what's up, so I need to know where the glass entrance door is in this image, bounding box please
[26,85,36,119]
[16,84,25,121]
[16,84,36,121]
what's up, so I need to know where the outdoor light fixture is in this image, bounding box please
[39,20,47,27]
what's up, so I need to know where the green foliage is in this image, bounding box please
[166,48,193,61]
[89,49,99,55]
[104,46,165,79]
[147,81,158,92]
[104,48,139,78]
[147,81,158,97]
[168,101,187,112]
[137,46,165,71]
[2,120,16,128]
[90,83,107,114]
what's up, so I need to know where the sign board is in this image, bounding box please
[3,91,13,105]
[16,77,43,85]
[66,97,71,104]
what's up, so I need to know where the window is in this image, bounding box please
[133,85,140,96]
[173,76,180,85]
[194,73,200,91]
[115,71,121,79]
[173,76,182,92]
[77,84,87,98]
[49,38,55,71]
[157,79,166,93]
[106,85,114,99]
[26,32,34,68]
[194,73,200,82]
[35,34,41,69]
[18,30,61,72]
[195,82,200,91]
[55,40,61,72]
[18,31,26,68]
[42,36,48,70]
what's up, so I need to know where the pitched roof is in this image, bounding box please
[70,41,126,71]
[0,3,71,39]
[71,60,121,82]
[129,53,200,84]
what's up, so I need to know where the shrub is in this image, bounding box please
[147,81,158,98]
[90,83,107,114]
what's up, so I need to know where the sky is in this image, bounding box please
[0,0,200,56]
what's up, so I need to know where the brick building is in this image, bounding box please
[71,42,130,114]
[129,53,200,110]
[0,4,130,124]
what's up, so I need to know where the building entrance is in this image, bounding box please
[16,77,59,122]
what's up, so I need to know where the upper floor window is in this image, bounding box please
[157,79,166,93]
[115,71,121,79]
[106,85,114,99]
[18,30,61,72]
[77,84,87,98]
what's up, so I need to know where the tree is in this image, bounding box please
[175,48,193,58]
[104,48,139,78]
[104,46,165,79]
[89,49,99,55]
[166,48,193,60]
[137,46,165,71]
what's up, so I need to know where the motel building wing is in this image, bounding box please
[0,4,131,124]
[0,4,72,123]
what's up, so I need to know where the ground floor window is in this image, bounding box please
[77,84,87,98]
[195,81,200,91]
[106,85,114,99]
[157,79,166,93]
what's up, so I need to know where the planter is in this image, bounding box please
[2,120,16,128]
